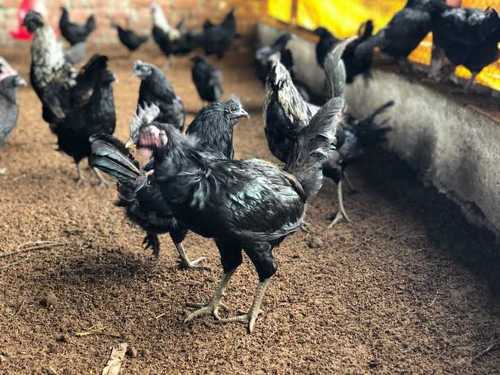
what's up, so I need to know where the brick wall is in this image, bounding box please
[0,0,267,46]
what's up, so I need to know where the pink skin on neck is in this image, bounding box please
[446,0,462,7]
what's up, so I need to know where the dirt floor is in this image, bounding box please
[1,44,500,374]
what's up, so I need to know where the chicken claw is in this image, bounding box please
[74,162,87,186]
[217,309,264,334]
[218,278,270,333]
[174,242,207,270]
[143,233,160,257]
[178,257,208,270]
[183,271,235,324]
[184,301,228,322]
[328,181,352,228]
[92,167,110,187]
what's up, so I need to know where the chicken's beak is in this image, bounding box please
[14,76,27,87]
[125,139,135,150]
[234,108,249,119]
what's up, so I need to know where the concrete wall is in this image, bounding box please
[258,23,500,237]
[0,0,266,46]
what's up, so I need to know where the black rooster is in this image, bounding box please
[112,22,149,53]
[356,0,446,68]
[199,9,237,58]
[263,51,320,164]
[53,54,116,184]
[24,11,76,131]
[133,61,185,130]
[59,7,96,46]
[265,40,392,227]
[254,32,293,84]
[431,6,500,90]
[191,56,223,103]
[151,2,198,61]
[90,98,248,267]
[132,45,345,334]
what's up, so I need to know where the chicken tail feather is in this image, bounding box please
[89,134,143,185]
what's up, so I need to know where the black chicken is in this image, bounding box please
[151,2,198,61]
[90,98,248,267]
[52,54,116,184]
[143,95,341,332]
[59,7,96,46]
[431,6,500,90]
[24,11,76,131]
[323,102,393,227]
[356,0,446,67]
[199,9,237,58]
[191,56,223,103]
[128,44,346,334]
[342,20,375,83]
[314,27,340,68]
[133,61,185,130]
[315,21,375,83]
[254,32,293,84]
[265,39,392,227]
[112,22,149,53]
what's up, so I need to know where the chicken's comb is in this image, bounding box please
[129,103,161,143]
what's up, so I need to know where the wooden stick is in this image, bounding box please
[0,241,67,259]
[471,341,499,363]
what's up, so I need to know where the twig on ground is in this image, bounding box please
[0,241,67,259]
[428,290,439,307]
[75,323,121,338]
[471,341,499,363]
[155,312,167,320]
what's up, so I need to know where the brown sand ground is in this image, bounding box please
[0,44,499,374]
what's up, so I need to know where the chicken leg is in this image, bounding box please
[184,271,234,322]
[343,171,357,194]
[75,162,86,185]
[174,242,206,269]
[92,167,109,187]
[143,233,161,257]
[328,181,352,228]
[218,278,270,333]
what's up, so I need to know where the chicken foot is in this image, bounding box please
[75,162,86,186]
[143,233,161,257]
[328,181,352,228]
[218,278,270,334]
[92,167,110,187]
[175,242,207,269]
[184,271,234,322]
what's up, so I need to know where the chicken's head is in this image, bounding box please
[23,11,45,33]
[133,61,153,80]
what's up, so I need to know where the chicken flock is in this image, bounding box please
[0,0,499,334]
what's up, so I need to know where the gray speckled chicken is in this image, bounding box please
[0,61,26,147]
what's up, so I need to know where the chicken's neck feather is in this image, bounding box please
[31,26,74,88]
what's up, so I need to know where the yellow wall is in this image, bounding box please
[267,0,500,91]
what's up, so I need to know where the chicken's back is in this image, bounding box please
[160,158,305,244]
